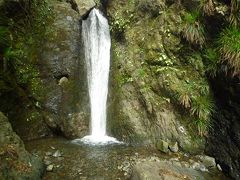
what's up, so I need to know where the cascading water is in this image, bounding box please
[73,9,119,145]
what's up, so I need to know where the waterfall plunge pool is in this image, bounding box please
[25,137,229,180]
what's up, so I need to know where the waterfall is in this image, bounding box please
[75,8,119,144]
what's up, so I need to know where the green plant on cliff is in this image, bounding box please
[218,26,240,75]
[177,82,193,109]
[0,27,10,52]
[0,26,13,71]
[229,0,240,27]
[200,0,215,16]
[191,95,214,120]
[203,48,220,77]
[110,11,133,39]
[190,95,214,136]
[181,11,205,47]
[173,78,214,136]
[1,0,52,99]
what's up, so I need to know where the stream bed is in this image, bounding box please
[25,138,229,180]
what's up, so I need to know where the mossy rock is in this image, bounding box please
[0,112,44,180]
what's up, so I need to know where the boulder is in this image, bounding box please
[46,164,54,172]
[58,76,69,86]
[0,112,44,180]
[52,150,62,158]
[195,155,216,168]
[75,0,96,16]
[131,160,205,180]
[169,142,179,153]
[156,140,169,153]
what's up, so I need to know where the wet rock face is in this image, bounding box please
[0,112,44,179]
[107,0,206,153]
[207,75,240,179]
[39,1,89,138]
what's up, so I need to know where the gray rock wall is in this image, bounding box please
[107,0,206,153]
[39,1,91,138]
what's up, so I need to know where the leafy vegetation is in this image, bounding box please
[203,48,220,77]
[229,0,240,27]
[179,0,240,77]
[200,0,215,16]
[181,11,205,47]
[109,5,135,41]
[0,0,52,100]
[191,95,214,136]
[172,78,214,136]
[218,26,240,75]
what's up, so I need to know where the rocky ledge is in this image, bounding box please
[131,156,223,180]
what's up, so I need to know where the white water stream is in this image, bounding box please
[74,9,119,145]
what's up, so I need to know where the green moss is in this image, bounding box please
[0,0,53,99]
[108,1,216,145]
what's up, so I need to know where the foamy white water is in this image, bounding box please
[73,9,120,145]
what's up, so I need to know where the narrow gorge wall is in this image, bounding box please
[39,1,90,138]
[0,0,98,140]
[106,0,209,153]
[207,75,240,179]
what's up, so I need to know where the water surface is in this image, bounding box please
[25,138,229,180]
